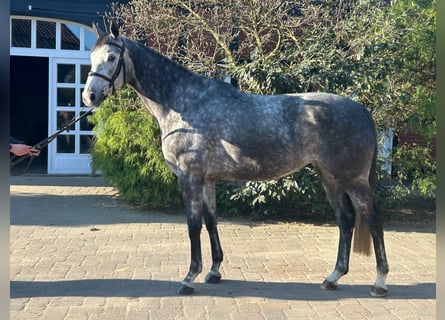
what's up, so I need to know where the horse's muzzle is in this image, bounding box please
[82,88,105,107]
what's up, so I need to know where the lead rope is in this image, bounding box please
[10,108,95,176]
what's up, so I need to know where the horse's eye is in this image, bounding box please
[107,55,116,62]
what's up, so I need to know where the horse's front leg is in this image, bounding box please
[177,175,204,295]
[202,180,223,284]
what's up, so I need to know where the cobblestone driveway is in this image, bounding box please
[10,176,435,319]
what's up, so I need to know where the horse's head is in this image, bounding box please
[82,21,128,107]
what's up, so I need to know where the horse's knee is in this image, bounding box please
[187,220,202,238]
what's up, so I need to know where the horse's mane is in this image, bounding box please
[94,33,200,81]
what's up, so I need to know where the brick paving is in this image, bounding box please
[10,175,436,319]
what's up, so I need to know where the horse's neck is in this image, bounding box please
[126,39,203,117]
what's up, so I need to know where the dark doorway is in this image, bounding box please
[10,56,49,174]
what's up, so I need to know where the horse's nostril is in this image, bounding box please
[89,93,96,102]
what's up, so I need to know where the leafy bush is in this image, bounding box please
[392,143,436,198]
[216,167,331,220]
[89,87,181,207]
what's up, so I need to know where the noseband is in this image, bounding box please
[88,41,126,95]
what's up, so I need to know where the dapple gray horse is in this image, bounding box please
[83,22,388,297]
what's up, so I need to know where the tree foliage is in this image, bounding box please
[94,0,436,216]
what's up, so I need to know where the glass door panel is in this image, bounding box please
[49,58,93,174]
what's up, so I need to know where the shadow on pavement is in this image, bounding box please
[11,192,436,234]
[10,193,181,226]
[11,279,435,300]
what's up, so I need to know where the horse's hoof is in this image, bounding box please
[371,285,388,297]
[205,272,222,284]
[321,279,337,291]
[177,283,194,295]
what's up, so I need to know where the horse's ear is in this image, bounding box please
[93,22,103,37]
[92,22,105,37]
[110,20,120,39]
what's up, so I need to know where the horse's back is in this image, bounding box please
[289,92,376,143]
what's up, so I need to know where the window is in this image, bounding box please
[57,88,76,106]
[11,19,31,47]
[61,23,80,50]
[80,65,90,84]
[57,64,76,83]
[10,17,97,52]
[84,30,96,50]
[37,20,56,49]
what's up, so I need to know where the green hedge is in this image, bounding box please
[89,88,181,207]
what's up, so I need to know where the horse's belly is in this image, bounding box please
[207,154,305,181]
[162,129,306,181]
[213,169,299,182]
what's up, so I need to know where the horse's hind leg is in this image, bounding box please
[345,181,389,297]
[316,169,356,291]
[202,180,224,284]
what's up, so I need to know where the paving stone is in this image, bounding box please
[10,175,436,319]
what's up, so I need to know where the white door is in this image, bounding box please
[48,58,94,174]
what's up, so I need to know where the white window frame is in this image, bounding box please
[10,16,96,174]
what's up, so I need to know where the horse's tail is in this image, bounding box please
[353,213,372,256]
[352,144,377,257]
